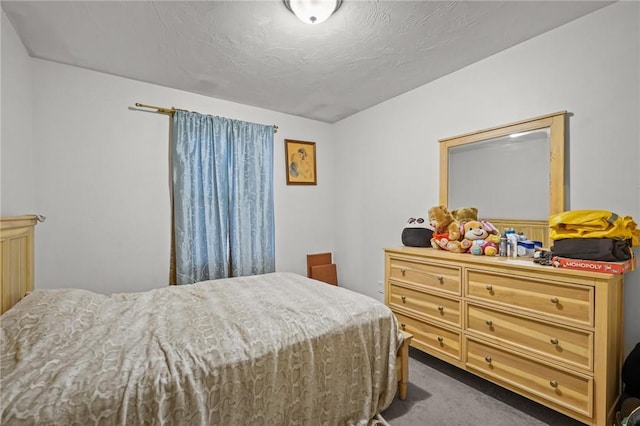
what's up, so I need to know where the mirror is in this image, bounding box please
[439,111,567,246]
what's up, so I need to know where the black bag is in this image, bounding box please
[623,342,640,398]
[402,228,433,247]
[551,238,633,262]
[401,217,433,247]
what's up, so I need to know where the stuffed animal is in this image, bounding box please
[428,205,461,241]
[451,207,478,223]
[431,234,472,253]
[428,205,471,253]
[462,220,499,256]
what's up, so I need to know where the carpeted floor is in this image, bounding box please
[382,348,586,426]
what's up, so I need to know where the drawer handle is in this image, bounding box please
[400,268,406,276]
[401,296,406,303]
[485,319,493,326]
[437,276,444,284]
[400,323,406,330]
[484,356,492,363]
[437,336,444,343]
[550,297,559,304]
[485,284,493,291]
[437,305,444,312]
[550,338,559,345]
[550,380,558,388]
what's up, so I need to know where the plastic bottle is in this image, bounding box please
[507,229,519,258]
[499,230,508,257]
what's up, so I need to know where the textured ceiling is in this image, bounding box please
[2,1,613,123]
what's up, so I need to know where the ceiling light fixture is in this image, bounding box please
[283,0,343,25]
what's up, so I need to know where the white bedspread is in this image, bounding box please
[1,272,399,425]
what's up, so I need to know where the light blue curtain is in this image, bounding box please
[172,110,275,284]
[228,121,275,277]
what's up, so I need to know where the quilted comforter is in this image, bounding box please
[1,272,400,425]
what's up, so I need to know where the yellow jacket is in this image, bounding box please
[549,210,640,246]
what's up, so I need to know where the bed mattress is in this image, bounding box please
[1,272,399,425]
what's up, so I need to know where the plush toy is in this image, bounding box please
[431,233,472,253]
[462,220,499,256]
[428,205,471,253]
[428,205,461,241]
[451,207,478,223]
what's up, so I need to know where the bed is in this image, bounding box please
[0,216,410,425]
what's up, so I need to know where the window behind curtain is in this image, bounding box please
[171,111,274,284]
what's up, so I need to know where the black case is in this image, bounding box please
[551,238,632,261]
[623,342,640,398]
[401,228,433,248]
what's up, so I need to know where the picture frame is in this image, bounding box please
[285,139,317,185]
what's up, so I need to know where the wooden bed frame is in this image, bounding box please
[0,215,38,314]
[397,330,413,400]
[0,215,412,400]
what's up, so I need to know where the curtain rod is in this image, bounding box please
[134,102,279,133]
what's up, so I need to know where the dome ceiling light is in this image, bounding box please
[283,0,343,24]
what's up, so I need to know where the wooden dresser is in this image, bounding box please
[384,247,624,426]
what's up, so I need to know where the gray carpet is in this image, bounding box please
[382,348,585,426]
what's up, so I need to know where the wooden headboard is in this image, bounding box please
[0,215,38,314]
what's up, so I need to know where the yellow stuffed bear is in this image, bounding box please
[428,205,471,253]
[451,207,478,223]
[428,205,461,240]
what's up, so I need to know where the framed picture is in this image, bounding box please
[285,139,317,185]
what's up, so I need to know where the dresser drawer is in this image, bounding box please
[388,256,461,295]
[395,311,461,361]
[466,303,593,371]
[466,270,593,327]
[466,338,592,417]
[389,283,461,327]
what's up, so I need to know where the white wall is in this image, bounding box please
[28,59,335,294]
[0,16,333,295]
[333,1,640,353]
[1,11,35,215]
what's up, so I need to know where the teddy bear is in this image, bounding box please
[428,205,461,241]
[428,205,471,253]
[431,233,472,253]
[451,207,478,223]
[462,220,500,256]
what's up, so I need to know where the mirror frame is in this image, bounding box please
[439,111,567,246]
